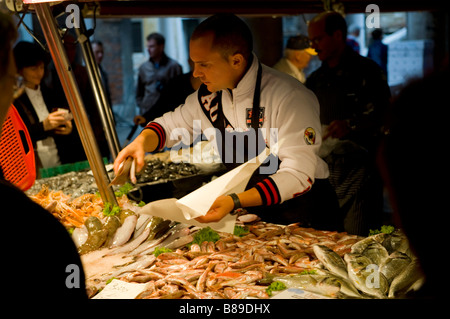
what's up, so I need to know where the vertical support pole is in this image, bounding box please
[34,3,117,206]
[75,15,121,160]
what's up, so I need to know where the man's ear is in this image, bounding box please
[230,53,245,70]
[333,29,344,42]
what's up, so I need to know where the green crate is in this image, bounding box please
[39,157,109,178]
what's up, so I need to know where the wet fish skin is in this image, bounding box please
[111,214,138,247]
[379,251,411,284]
[388,259,425,298]
[273,274,341,298]
[351,233,388,255]
[315,269,362,299]
[313,245,348,280]
[362,242,389,266]
[103,215,121,247]
[344,253,389,299]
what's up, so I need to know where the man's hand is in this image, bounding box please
[133,115,147,126]
[113,129,159,175]
[54,120,72,135]
[195,195,234,223]
[43,110,69,131]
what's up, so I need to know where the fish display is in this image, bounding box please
[28,182,425,299]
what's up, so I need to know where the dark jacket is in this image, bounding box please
[13,84,86,173]
[305,46,391,152]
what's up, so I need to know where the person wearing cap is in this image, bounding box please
[305,11,391,235]
[273,35,317,83]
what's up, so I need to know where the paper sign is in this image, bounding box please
[92,279,149,299]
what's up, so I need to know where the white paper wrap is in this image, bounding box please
[139,148,269,233]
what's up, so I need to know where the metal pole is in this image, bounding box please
[75,15,121,160]
[34,3,118,206]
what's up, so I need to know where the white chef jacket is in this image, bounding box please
[146,54,329,205]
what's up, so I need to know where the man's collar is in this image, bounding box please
[150,52,169,66]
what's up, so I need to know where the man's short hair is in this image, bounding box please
[146,32,165,45]
[191,13,253,61]
[91,40,103,46]
[312,11,348,41]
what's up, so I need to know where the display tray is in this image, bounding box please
[127,168,226,203]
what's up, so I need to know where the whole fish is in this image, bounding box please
[314,269,362,299]
[382,230,410,254]
[109,156,136,185]
[344,253,388,299]
[78,217,108,255]
[313,245,348,279]
[133,214,153,239]
[109,254,156,278]
[388,259,425,298]
[72,225,88,248]
[379,251,411,284]
[273,274,341,298]
[362,242,389,266]
[103,215,121,247]
[111,214,138,247]
[104,227,151,256]
[351,233,388,255]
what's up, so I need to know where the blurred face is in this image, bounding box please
[0,51,16,125]
[92,43,104,64]
[147,38,164,60]
[20,61,45,89]
[308,20,343,63]
[298,50,313,69]
[190,32,244,92]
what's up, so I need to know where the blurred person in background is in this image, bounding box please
[13,41,77,176]
[136,32,183,115]
[273,35,317,83]
[306,11,391,236]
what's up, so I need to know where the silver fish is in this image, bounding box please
[382,230,410,254]
[351,233,388,255]
[314,269,362,299]
[104,227,151,256]
[313,245,348,279]
[344,253,389,299]
[110,214,138,247]
[109,254,156,278]
[379,251,411,284]
[273,274,341,298]
[362,242,389,266]
[388,259,425,298]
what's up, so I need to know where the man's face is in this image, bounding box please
[147,38,164,60]
[189,32,239,93]
[308,20,341,62]
[92,43,104,64]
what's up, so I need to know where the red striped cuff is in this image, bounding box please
[255,177,281,206]
[144,122,166,150]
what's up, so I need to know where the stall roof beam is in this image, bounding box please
[79,0,447,17]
